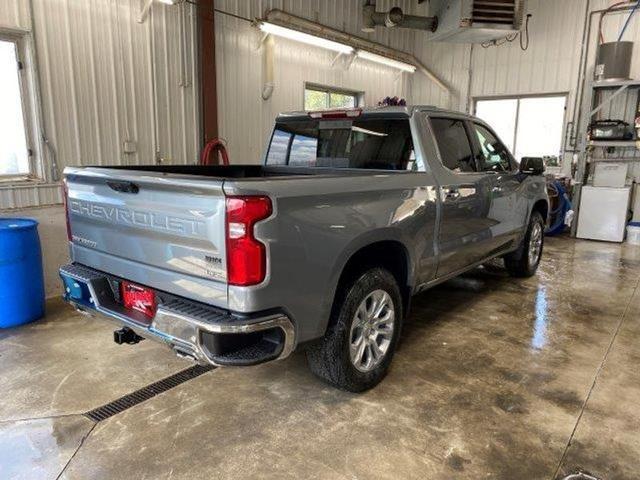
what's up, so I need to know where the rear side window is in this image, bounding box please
[265,118,416,171]
[430,118,476,173]
[473,123,513,172]
[265,130,291,165]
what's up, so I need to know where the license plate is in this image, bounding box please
[61,276,95,309]
[120,281,157,319]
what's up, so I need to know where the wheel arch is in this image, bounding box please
[531,198,549,224]
[323,237,414,336]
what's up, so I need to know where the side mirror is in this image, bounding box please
[520,157,545,175]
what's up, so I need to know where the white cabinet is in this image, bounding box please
[577,186,631,242]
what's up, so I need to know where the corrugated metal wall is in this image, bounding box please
[0,0,200,209]
[4,0,640,204]
[462,0,589,173]
[410,40,470,111]
[462,0,640,178]
[469,0,586,98]
[214,0,430,164]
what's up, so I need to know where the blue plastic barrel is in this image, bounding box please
[0,218,45,328]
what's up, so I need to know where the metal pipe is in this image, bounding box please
[262,35,275,100]
[263,9,450,94]
[363,4,437,32]
[398,14,438,32]
[567,0,593,150]
[199,0,219,143]
[27,0,59,182]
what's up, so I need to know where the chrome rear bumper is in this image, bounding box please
[59,263,295,366]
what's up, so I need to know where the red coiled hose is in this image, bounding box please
[200,138,229,166]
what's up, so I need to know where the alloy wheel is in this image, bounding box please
[349,289,395,372]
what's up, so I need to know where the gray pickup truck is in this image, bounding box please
[59,106,548,391]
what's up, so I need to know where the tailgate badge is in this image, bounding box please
[205,255,222,265]
[71,235,97,248]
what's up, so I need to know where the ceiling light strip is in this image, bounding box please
[355,50,416,73]
[259,22,354,54]
[257,22,416,73]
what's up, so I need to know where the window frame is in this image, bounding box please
[472,92,568,162]
[469,121,518,173]
[263,117,421,172]
[427,115,480,175]
[303,82,364,111]
[0,29,41,184]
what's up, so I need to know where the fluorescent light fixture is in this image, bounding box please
[356,50,416,73]
[259,22,354,55]
[157,0,178,4]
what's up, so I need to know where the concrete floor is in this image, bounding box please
[1,237,639,480]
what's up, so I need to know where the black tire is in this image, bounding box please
[306,267,403,392]
[504,210,545,277]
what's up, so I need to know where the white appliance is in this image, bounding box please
[632,183,640,222]
[593,162,628,188]
[577,186,631,242]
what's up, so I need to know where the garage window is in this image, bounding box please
[474,95,566,162]
[0,37,31,178]
[304,83,362,111]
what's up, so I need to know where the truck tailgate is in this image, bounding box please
[64,167,228,308]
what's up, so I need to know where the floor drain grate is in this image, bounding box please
[84,364,214,422]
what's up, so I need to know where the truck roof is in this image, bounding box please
[276,105,475,122]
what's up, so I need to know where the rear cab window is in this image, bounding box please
[265,117,418,171]
[429,117,477,173]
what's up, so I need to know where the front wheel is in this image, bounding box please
[306,268,403,392]
[504,210,545,277]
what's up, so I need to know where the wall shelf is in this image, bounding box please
[592,79,640,89]
[588,140,637,148]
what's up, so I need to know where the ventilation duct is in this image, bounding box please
[361,3,438,32]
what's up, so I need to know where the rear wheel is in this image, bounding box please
[504,210,545,277]
[306,268,402,392]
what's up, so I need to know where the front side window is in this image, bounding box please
[0,38,30,177]
[430,118,476,173]
[473,123,512,172]
[265,118,415,171]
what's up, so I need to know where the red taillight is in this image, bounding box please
[225,196,272,286]
[62,179,72,241]
[120,281,157,319]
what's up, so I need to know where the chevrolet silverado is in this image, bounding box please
[59,106,548,391]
